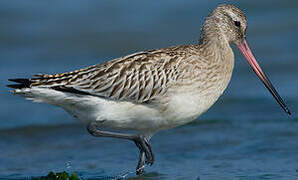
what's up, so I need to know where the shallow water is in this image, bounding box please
[1,0,298,179]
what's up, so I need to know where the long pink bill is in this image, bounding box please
[237,39,291,115]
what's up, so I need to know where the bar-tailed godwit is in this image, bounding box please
[8,4,291,175]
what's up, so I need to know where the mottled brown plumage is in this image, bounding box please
[31,46,189,102]
[8,4,290,175]
[26,5,247,107]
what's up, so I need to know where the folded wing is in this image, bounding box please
[26,49,183,103]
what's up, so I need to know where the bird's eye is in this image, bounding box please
[234,21,241,27]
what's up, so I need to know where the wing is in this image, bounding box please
[30,47,189,103]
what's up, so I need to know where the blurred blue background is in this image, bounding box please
[0,0,298,179]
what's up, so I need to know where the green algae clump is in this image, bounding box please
[32,171,79,180]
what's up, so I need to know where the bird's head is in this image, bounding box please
[201,4,291,115]
[201,4,247,46]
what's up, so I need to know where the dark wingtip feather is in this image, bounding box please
[7,78,32,89]
[7,84,22,89]
[8,78,30,83]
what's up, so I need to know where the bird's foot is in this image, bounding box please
[86,122,154,176]
[133,135,154,175]
[136,151,146,175]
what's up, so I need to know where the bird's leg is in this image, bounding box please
[136,151,146,175]
[87,121,154,175]
[134,136,155,175]
[133,135,154,165]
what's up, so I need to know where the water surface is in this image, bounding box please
[1,0,298,179]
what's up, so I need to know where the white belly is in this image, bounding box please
[160,91,222,129]
[21,86,224,135]
[63,90,222,133]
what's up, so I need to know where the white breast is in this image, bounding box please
[159,88,223,129]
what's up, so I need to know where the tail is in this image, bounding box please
[7,78,32,89]
[7,72,74,90]
[7,64,98,91]
[7,77,68,103]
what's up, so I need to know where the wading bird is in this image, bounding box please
[8,4,290,175]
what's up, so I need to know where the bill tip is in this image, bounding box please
[285,108,291,115]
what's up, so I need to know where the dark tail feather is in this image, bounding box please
[7,78,32,89]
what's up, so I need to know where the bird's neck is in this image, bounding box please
[199,16,231,53]
[197,20,235,87]
[198,33,233,66]
[197,22,234,70]
[200,38,231,55]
